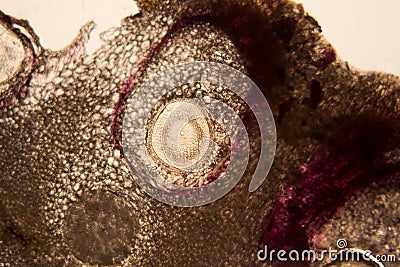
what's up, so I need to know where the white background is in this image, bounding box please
[0,0,399,75]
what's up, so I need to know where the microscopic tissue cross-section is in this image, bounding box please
[0,0,399,266]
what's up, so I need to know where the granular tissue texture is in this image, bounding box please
[0,0,399,266]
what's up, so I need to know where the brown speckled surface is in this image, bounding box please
[1,1,399,266]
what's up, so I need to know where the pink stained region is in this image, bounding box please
[111,13,212,154]
[259,113,400,264]
[0,11,39,107]
[312,45,336,71]
[111,2,299,154]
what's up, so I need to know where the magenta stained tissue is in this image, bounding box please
[0,11,39,106]
[0,0,400,266]
[260,115,400,258]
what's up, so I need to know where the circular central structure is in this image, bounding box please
[150,100,212,164]
[145,94,229,188]
[122,62,276,207]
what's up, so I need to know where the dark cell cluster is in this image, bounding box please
[0,0,399,266]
